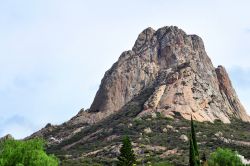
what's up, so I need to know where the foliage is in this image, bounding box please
[191,117,199,157]
[208,148,243,166]
[50,83,250,166]
[0,138,59,166]
[151,161,173,166]
[57,114,250,165]
[117,136,136,166]
[189,116,201,166]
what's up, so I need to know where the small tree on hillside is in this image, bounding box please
[189,116,201,166]
[208,148,244,166]
[0,138,58,166]
[117,136,136,166]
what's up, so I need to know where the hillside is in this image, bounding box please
[29,26,250,165]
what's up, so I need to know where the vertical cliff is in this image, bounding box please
[30,26,250,145]
[87,26,250,123]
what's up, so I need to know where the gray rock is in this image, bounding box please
[29,25,250,146]
[180,134,188,142]
[144,127,152,134]
[87,26,250,124]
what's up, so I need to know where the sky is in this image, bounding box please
[0,0,250,139]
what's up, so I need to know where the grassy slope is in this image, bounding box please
[47,87,250,165]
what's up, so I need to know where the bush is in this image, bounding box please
[208,148,243,166]
[117,136,136,166]
[0,138,59,166]
[152,161,173,166]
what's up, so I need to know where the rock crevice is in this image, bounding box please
[87,25,249,123]
[30,25,250,144]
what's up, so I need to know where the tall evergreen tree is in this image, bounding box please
[117,136,136,166]
[189,135,196,166]
[191,116,199,157]
[189,116,201,166]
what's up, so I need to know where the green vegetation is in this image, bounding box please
[117,136,136,166]
[56,114,250,165]
[189,116,201,166]
[48,86,250,165]
[0,138,59,166]
[150,161,173,166]
[208,148,244,166]
[45,87,250,166]
[60,157,115,166]
[0,89,248,165]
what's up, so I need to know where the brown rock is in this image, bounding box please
[216,66,250,122]
[30,25,250,144]
[0,134,14,141]
[86,26,250,123]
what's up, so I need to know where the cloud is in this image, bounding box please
[0,115,38,139]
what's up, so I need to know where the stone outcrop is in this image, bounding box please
[215,131,250,147]
[215,66,250,122]
[0,134,14,141]
[30,25,250,143]
[85,25,250,123]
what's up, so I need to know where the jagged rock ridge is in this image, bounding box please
[84,26,250,124]
[30,25,250,144]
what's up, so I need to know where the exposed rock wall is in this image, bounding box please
[30,26,250,143]
[87,26,250,123]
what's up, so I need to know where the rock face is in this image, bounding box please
[30,25,250,143]
[215,66,250,122]
[84,26,249,123]
[0,134,14,141]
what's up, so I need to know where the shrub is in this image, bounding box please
[208,148,243,166]
[152,161,173,166]
[0,138,59,166]
[117,136,136,166]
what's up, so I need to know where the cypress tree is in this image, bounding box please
[191,116,199,157]
[189,116,201,166]
[117,136,136,166]
[189,134,196,166]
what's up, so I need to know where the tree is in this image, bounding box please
[189,116,200,166]
[0,138,59,166]
[208,148,243,166]
[190,135,197,166]
[117,136,136,166]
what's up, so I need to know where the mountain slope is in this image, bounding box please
[29,26,250,165]
[88,26,249,123]
[59,26,248,126]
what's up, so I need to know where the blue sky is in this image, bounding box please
[0,0,249,138]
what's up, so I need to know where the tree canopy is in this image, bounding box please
[0,138,59,166]
[117,136,136,166]
[189,116,200,166]
[208,148,244,166]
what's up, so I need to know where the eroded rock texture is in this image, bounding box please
[84,26,250,123]
[30,26,250,143]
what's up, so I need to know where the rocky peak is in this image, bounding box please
[30,25,250,146]
[132,27,156,54]
[86,25,249,124]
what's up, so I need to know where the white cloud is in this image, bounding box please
[0,115,38,139]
